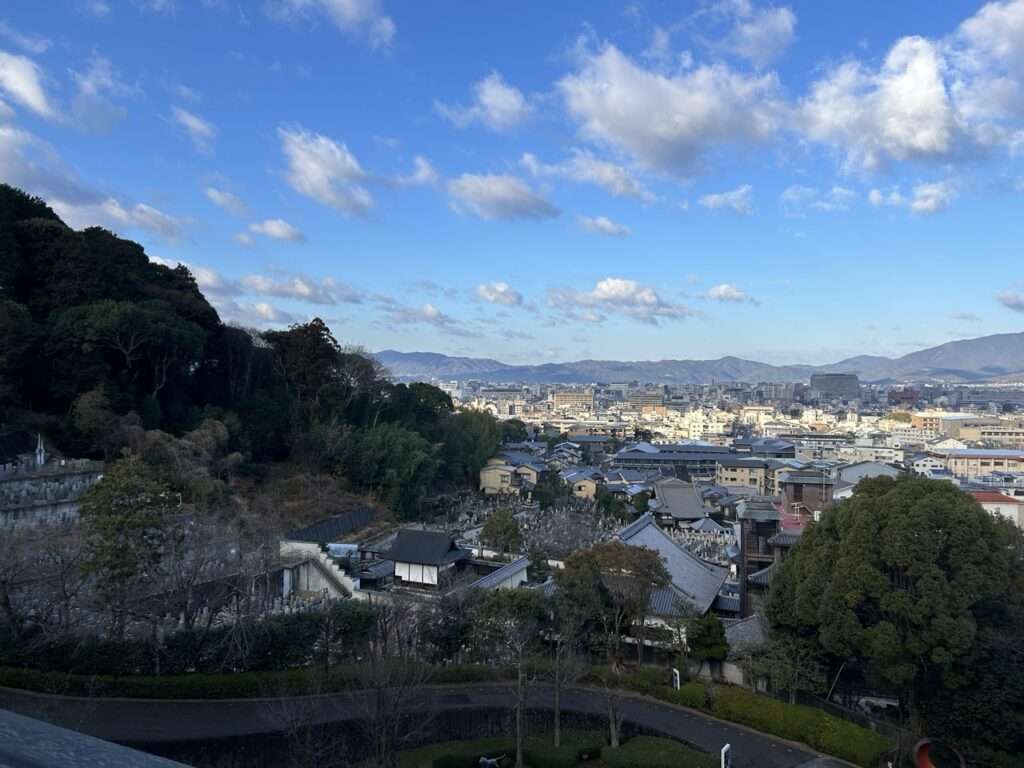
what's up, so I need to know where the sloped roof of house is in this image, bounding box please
[651,478,706,521]
[469,556,530,590]
[737,497,782,522]
[970,491,1022,504]
[747,562,776,586]
[385,529,469,566]
[617,514,728,615]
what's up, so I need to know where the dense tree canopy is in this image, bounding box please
[767,476,1021,759]
[0,183,507,520]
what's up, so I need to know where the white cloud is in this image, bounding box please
[578,215,630,236]
[240,273,361,304]
[997,290,1024,312]
[249,218,306,242]
[447,173,559,221]
[233,232,255,247]
[215,298,303,327]
[149,256,240,295]
[380,301,478,337]
[718,2,797,68]
[0,21,51,54]
[0,126,187,240]
[867,180,956,213]
[268,0,395,48]
[132,0,176,12]
[70,54,135,132]
[130,202,184,239]
[559,42,781,176]
[81,1,112,17]
[801,38,970,172]
[476,281,523,306]
[699,184,753,214]
[278,126,373,216]
[0,50,56,119]
[397,155,438,186]
[521,149,654,202]
[707,282,757,303]
[781,184,855,214]
[436,71,533,131]
[868,186,905,207]
[909,180,956,212]
[205,187,247,216]
[549,277,692,325]
[171,106,216,152]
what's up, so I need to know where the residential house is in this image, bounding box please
[778,469,834,516]
[562,466,604,499]
[969,491,1024,528]
[384,530,471,590]
[480,463,519,495]
[715,457,770,494]
[649,477,708,525]
[832,461,902,500]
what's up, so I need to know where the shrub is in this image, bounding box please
[666,681,709,710]
[602,736,717,768]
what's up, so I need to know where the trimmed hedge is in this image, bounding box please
[602,736,717,768]
[671,681,890,768]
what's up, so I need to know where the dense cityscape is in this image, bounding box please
[4,1,1024,767]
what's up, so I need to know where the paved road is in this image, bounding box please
[0,683,848,768]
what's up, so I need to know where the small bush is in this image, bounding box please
[602,736,716,768]
[666,681,709,710]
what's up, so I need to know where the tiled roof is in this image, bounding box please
[470,556,530,590]
[767,531,801,547]
[737,497,781,521]
[617,514,728,615]
[384,529,469,566]
[970,491,1022,504]
[747,562,776,586]
[652,478,707,521]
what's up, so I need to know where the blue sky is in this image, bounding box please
[2,0,1024,365]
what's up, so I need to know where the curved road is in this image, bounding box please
[0,683,849,768]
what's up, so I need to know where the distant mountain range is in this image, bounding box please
[375,332,1024,385]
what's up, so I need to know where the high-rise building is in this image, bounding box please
[809,373,860,401]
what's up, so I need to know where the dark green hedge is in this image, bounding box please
[602,736,717,768]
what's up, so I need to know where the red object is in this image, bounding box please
[969,491,1021,505]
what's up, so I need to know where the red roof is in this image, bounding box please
[970,491,1022,504]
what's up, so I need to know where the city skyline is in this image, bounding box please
[3,0,1024,363]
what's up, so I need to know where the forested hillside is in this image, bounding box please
[0,184,520,522]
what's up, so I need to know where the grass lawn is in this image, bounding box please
[394,732,715,768]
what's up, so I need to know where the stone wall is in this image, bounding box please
[0,468,104,528]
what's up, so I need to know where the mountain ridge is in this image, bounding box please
[375,332,1024,385]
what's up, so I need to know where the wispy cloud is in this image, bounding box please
[448,173,559,221]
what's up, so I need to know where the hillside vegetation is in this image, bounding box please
[0,183,521,521]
